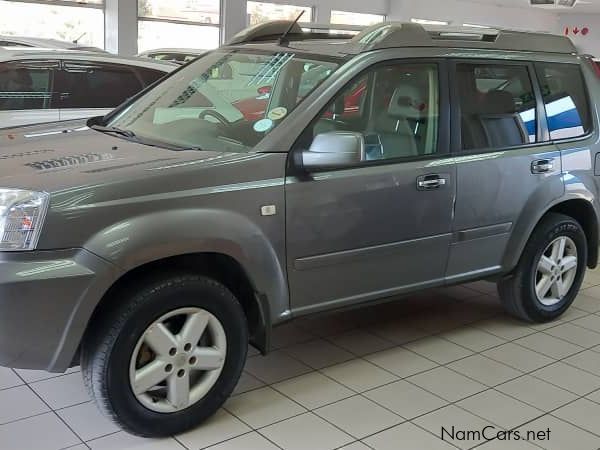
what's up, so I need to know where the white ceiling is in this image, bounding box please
[466,0,600,13]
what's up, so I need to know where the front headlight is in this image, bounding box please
[0,189,49,251]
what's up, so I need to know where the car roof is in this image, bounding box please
[0,48,178,71]
[0,35,104,51]
[226,21,578,57]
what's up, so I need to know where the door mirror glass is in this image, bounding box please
[302,131,365,170]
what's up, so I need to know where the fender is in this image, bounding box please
[50,208,289,371]
[85,208,290,321]
[502,188,600,273]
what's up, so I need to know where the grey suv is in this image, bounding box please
[0,21,598,437]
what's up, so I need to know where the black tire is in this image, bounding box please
[81,274,248,437]
[498,213,587,323]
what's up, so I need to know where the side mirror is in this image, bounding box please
[302,132,365,171]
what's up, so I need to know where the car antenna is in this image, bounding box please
[279,10,305,46]
[72,32,86,44]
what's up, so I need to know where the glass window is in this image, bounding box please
[301,63,440,161]
[138,0,219,24]
[138,21,219,53]
[457,64,537,150]
[106,50,340,152]
[0,1,104,49]
[137,68,169,86]
[535,63,592,140]
[60,63,144,109]
[330,10,385,26]
[247,2,313,25]
[0,61,57,111]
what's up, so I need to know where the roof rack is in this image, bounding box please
[352,23,576,54]
[227,21,577,55]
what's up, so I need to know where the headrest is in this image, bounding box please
[484,90,515,114]
[387,85,427,119]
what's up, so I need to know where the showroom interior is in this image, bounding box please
[3,0,600,449]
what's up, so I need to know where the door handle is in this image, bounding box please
[417,174,447,190]
[531,159,554,174]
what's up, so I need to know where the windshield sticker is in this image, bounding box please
[254,119,274,133]
[268,107,288,121]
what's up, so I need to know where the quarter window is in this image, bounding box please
[457,64,537,150]
[302,63,440,161]
[0,62,56,111]
[535,62,592,140]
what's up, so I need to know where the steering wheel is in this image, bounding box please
[198,110,231,126]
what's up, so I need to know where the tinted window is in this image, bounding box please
[60,62,144,109]
[302,63,440,161]
[137,68,166,86]
[457,64,537,150]
[0,61,56,110]
[535,62,592,140]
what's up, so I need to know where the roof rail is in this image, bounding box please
[227,21,363,45]
[227,20,577,55]
[352,22,577,54]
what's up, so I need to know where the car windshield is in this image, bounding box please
[107,49,340,152]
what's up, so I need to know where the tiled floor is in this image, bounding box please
[3,271,600,450]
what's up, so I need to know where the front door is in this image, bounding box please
[285,60,456,314]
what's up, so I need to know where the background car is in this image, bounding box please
[137,48,207,64]
[0,48,176,128]
[0,35,105,52]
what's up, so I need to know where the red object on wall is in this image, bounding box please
[582,27,590,36]
[565,26,591,36]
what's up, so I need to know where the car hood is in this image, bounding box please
[0,120,259,193]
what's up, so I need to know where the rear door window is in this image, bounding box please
[456,63,537,151]
[535,62,592,140]
[59,61,145,109]
[0,60,58,110]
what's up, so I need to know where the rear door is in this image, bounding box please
[57,61,147,121]
[447,60,563,282]
[0,60,59,128]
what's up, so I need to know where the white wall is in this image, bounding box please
[388,0,557,32]
[558,14,600,56]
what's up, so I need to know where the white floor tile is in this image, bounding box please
[0,385,49,424]
[406,367,487,402]
[364,380,447,419]
[315,396,402,440]
[0,412,81,450]
[177,409,250,449]
[496,375,578,412]
[365,422,455,450]
[552,398,600,435]
[56,401,121,441]
[532,362,600,396]
[206,432,278,450]
[404,336,473,364]
[87,431,185,450]
[321,359,398,392]
[273,371,353,410]
[243,351,312,384]
[515,415,600,450]
[261,412,353,450]
[0,367,23,390]
[364,347,438,378]
[29,372,89,410]
[447,355,523,387]
[224,386,306,429]
[284,339,354,369]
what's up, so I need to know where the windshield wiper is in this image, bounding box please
[90,125,137,139]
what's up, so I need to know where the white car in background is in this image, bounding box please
[0,35,105,52]
[137,48,207,64]
[0,48,176,129]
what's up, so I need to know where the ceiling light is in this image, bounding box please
[462,23,491,28]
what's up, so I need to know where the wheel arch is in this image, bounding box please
[82,252,272,359]
[504,197,599,272]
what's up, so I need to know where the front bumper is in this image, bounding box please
[0,249,118,372]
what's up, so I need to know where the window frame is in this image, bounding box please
[5,0,103,9]
[449,58,549,156]
[533,61,595,145]
[291,58,451,171]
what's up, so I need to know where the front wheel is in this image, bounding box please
[498,213,587,322]
[81,274,248,437]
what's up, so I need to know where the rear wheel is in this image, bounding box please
[81,274,248,437]
[498,213,587,322]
